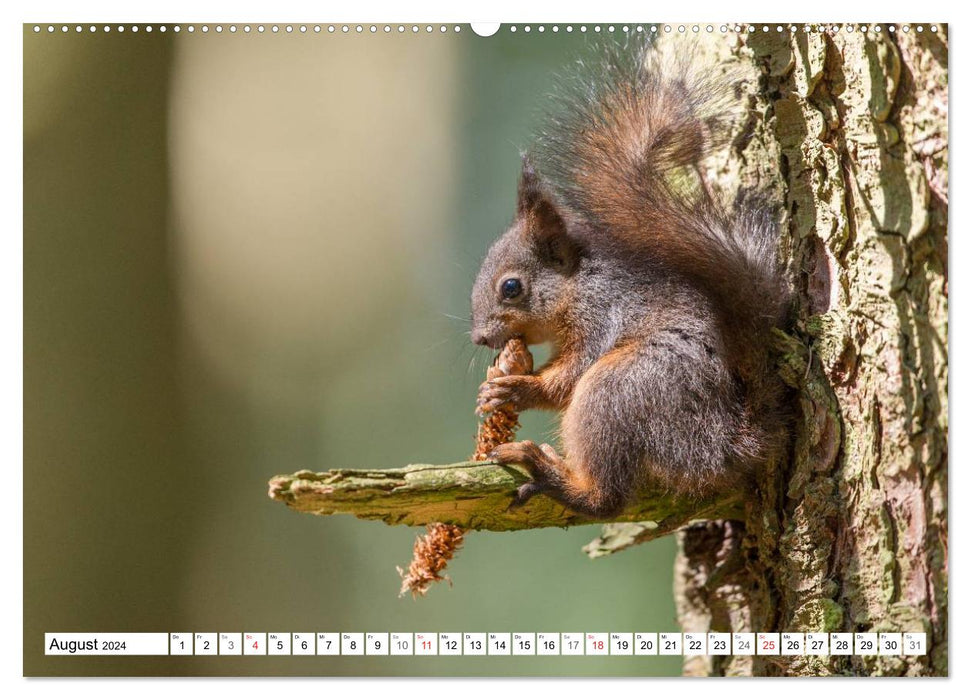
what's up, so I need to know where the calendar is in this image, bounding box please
[45,632,928,657]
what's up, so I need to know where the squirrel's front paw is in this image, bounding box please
[476,375,538,415]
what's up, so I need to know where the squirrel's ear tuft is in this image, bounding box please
[516,154,542,215]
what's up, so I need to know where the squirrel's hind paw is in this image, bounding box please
[491,440,567,511]
[489,440,548,471]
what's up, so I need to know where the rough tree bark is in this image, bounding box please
[665,25,948,677]
[268,25,947,677]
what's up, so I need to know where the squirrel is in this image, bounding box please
[470,39,792,518]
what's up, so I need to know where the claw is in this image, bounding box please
[475,397,506,416]
[508,481,544,510]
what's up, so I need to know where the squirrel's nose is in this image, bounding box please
[471,329,489,346]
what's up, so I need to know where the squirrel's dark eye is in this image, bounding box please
[501,278,523,300]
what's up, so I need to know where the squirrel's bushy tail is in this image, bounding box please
[534,38,790,332]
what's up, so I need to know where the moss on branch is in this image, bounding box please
[268,460,744,542]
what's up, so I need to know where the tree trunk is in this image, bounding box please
[673,25,948,677]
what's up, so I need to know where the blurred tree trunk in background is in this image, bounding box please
[675,27,947,677]
[23,30,188,675]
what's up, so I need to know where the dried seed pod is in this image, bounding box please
[398,338,532,598]
[472,338,532,460]
[397,522,466,598]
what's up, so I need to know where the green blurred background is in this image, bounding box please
[23,23,679,676]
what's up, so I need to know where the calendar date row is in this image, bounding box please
[47,632,927,657]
